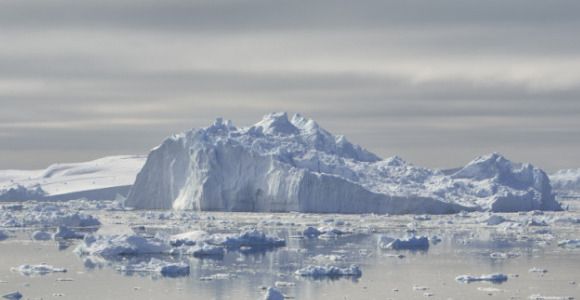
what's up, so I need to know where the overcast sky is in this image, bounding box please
[1,0,579,171]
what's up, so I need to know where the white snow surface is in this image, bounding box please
[0,155,145,201]
[126,113,561,214]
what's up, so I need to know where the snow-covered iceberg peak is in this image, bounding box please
[125,113,561,214]
[451,153,559,212]
[254,112,299,136]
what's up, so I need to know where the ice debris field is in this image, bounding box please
[1,199,580,299]
[0,113,579,299]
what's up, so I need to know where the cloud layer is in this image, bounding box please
[1,0,579,170]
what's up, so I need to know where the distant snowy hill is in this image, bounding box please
[0,155,145,201]
[550,169,580,195]
[125,112,561,214]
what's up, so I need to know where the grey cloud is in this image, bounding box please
[0,0,579,171]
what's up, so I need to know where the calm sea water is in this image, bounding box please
[1,202,579,300]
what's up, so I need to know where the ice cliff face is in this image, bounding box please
[125,113,561,214]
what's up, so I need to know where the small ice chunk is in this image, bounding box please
[0,230,8,241]
[118,258,189,277]
[414,215,431,221]
[75,234,170,257]
[557,239,580,248]
[263,287,284,300]
[302,226,322,238]
[213,229,285,250]
[490,252,520,259]
[2,291,22,300]
[385,236,429,250]
[528,295,574,300]
[377,235,395,249]
[295,264,362,278]
[52,226,84,240]
[274,281,295,287]
[169,230,209,247]
[184,243,225,258]
[31,231,52,241]
[12,264,67,276]
[484,215,507,226]
[455,273,508,284]
[529,267,548,274]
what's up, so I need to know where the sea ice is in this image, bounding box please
[52,226,84,240]
[75,234,171,257]
[455,273,508,284]
[182,243,225,258]
[263,287,284,300]
[211,229,285,250]
[295,264,362,278]
[31,231,52,241]
[12,264,67,276]
[384,236,429,250]
[557,239,580,248]
[302,226,322,238]
[1,292,22,300]
[118,258,190,277]
[169,230,209,247]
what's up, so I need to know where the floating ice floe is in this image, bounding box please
[0,203,100,228]
[75,234,171,257]
[529,267,548,274]
[557,239,580,248]
[117,258,189,277]
[263,287,284,300]
[489,252,520,259]
[1,291,22,300]
[384,236,430,250]
[377,235,395,249]
[53,226,84,240]
[317,226,347,239]
[529,295,575,300]
[0,230,8,241]
[302,226,322,238]
[169,230,209,247]
[31,230,51,241]
[455,273,508,284]
[211,229,285,250]
[295,264,362,278]
[12,264,67,276]
[484,215,508,226]
[181,243,225,258]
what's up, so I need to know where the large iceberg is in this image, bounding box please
[125,112,561,214]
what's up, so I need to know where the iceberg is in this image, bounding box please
[119,112,560,214]
[0,155,145,201]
